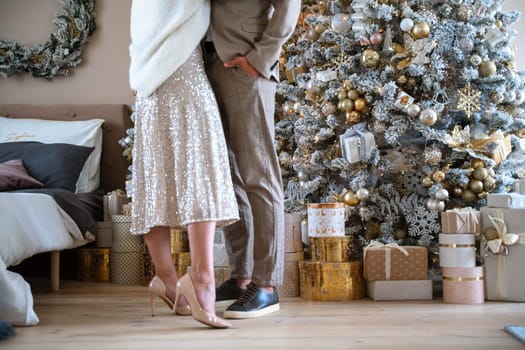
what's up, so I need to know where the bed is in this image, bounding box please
[0,104,132,326]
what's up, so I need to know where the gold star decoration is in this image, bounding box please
[457,84,481,119]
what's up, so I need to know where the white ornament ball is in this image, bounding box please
[504,90,517,103]
[435,188,449,201]
[426,198,440,211]
[400,18,414,32]
[356,188,370,201]
[458,37,474,54]
[436,200,446,212]
[470,54,482,66]
[419,108,438,126]
[297,170,308,181]
[331,13,351,34]
[407,104,421,117]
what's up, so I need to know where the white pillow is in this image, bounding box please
[0,116,105,193]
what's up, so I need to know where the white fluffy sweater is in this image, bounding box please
[129,0,210,97]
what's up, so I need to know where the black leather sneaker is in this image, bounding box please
[223,283,280,319]
[215,279,247,308]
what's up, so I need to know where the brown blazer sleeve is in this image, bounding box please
[245,0,301,81]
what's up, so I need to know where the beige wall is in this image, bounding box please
[0,0,524,105]
[0,0,134,105]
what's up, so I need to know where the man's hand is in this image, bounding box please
[224,56,261,78]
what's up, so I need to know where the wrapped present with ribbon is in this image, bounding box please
[310,236,352,262]
[299,260,365,301]
[339,122,376,164]
[441,207,480,234]
[363,241,428,281]
[76,247,110,283]
[480,207,525,301]
[284,212,304,253]
[367,280,433,301]
[442,266,484,304]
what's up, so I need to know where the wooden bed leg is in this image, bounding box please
[50,250,60,292]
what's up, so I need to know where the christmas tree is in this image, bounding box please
[275,0,525,270]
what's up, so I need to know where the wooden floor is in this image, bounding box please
[3,279,525,350]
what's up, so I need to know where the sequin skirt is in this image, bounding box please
[130,48,239,235]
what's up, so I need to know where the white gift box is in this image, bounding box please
[513,180,525,195]
[483,235,525,301]
[339,122,376,164]
[367,280,433,301]
[486,192,525,209]
[307,203,346,237]
[439,233,476,268]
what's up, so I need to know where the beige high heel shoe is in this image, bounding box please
[148,276,191,316]
[176,274,231,329]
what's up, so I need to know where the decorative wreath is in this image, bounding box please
[0,0,96,79]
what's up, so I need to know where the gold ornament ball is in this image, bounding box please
[471,159,485,168]
[345,111,361,124]
[483,176,496,191]
[483,227,499,241]
[495,19,503,29]
[361,49,380,68]
[472,167,488,181]
[411,22,430,39]
[477,191,488,199]
[338,89,348,101]
[453,187,463,197]
[343,190,360,206]
[478,60,497,77]
[397,75,408,85]
[314,23,326,34]
[343,80,352,90]
[339,99,354,112]
[422,176,434,187]
[393,228,407,240]
[305,28,320,41]
[469,179,484,193]
[353,97,368,111]
[432,170,446,183]
[461,189,476,202]
[347,89,360,100]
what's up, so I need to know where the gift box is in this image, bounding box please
[307,203,345,237]
[276,251,304,297]
[363,243,428,281]
[487,134,511,165]
[214,243,229,267]
[285,64,306,83]
[170,228,189,254]
[480,207,525,240]
[103,190,128,222]
[513,180,525,195]
[339,122,376,164]
[486,193,525,209]
[96,221,112,248]
[442,266,484,304]
[299,260,365,301]
[367,280,433,301]
[310,236,352,262]
[76,247,110,283]
[438,234,476,268]
[284,212,304,253]
[111,215,144,285]
[441,208,480,234]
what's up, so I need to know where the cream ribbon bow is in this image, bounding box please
[487,210,520,255]
[364,241,409,280]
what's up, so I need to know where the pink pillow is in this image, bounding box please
[0,159,44,191]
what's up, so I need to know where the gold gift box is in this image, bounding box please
[284,213,304,253]
[299,260,365,301]
[76,247,110,283]
[441,209,480,234]
[310,236,352,262]
[143,250,191,285]
[170,229,189,253]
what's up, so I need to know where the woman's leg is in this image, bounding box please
[144,226,178,301]
[187,221,216,313]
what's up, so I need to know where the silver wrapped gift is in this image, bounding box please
[339,122,376,164]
